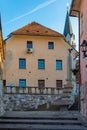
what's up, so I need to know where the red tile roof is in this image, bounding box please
[12,22,63,37]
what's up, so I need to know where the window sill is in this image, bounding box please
[56,69,62,71]
[38,68,45,70]
[19,68,26,69]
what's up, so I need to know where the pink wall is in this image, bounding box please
[80,0,87,84]
[80,0,87,118]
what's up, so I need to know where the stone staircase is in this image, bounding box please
[51,84,75,110]
[69,96,78,111]
[0,111,87,130]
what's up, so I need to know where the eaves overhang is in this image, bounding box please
[5,33,64,41]
[70,0,82,17]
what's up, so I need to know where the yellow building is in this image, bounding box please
[0,15,5,115]
[0,16,4,77]
[4,22,76,91]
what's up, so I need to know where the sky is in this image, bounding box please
[0,0,78,50]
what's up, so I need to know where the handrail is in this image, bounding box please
[3,86,64,95]
[3,86,75,106]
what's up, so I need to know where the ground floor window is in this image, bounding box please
[56,80,62,89]
[19,79,26,88]
[3,80,6,86]
[38,80,45,88]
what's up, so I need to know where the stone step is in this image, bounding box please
[64,86,73,89]
[0,116,78,120]
[0,111,87,130]
[0,119,82,125]
[0,124,87,130]
[63,91,72,94]
[61,93,71,97]
[64,84,73,88]
[52,99,73,106]
[63,90,72,93]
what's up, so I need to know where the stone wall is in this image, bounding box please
[0,80,4,115]
[3,94,58,111]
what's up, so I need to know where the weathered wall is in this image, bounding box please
[4,35,70,87]
[80,0,87,119]
[0,25,5,116]
[3,94,58,111]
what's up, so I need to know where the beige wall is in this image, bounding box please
[0,31,4,79]
[4,35,71,87]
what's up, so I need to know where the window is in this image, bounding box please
[19,59,26,69]
[19,79,26,88]
[56,60,62,70]
[38,59,45,69]
[27,41,33,48]
[38,80,45,88]
[56,80,62,89]
[3,80,6,86]
[48,42,54,49]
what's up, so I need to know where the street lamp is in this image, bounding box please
[80,40,87,58]
[71,69,78,75]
